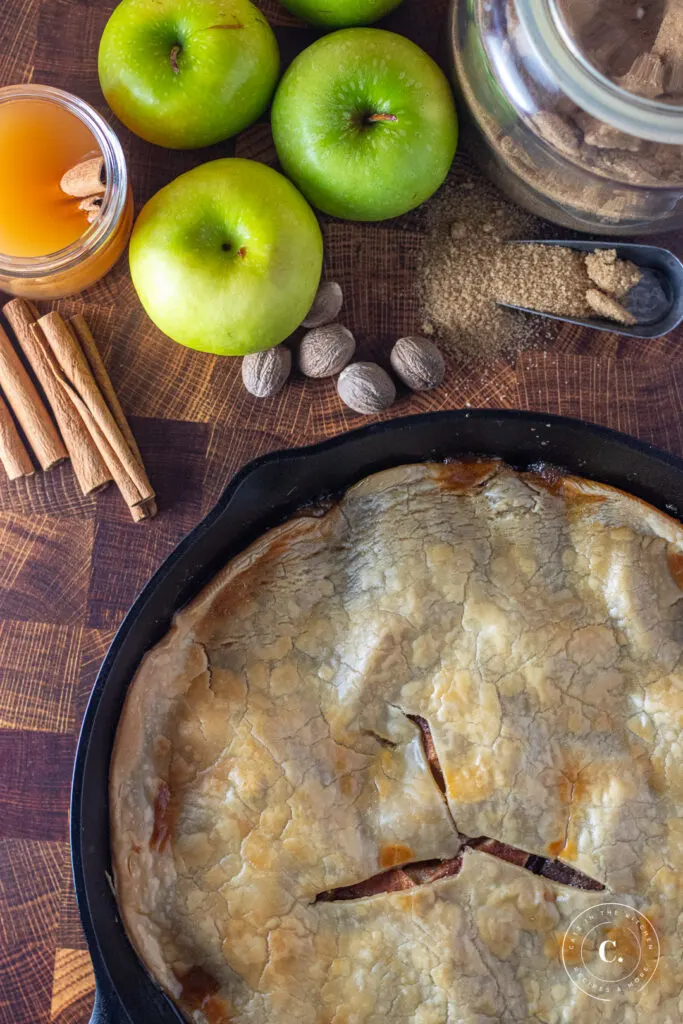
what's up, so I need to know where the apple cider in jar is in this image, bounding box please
[0,85,133,299]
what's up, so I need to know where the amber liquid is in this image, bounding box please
[0,99,96,257]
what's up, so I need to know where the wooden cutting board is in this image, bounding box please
[1,1,683,1022]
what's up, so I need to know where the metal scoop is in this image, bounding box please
[498,240,683,339]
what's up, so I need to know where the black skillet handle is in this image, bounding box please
[89,984,126,1024]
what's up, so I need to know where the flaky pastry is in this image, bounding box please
[111,462,683,1022]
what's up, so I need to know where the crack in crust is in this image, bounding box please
[316,855,464,902]
[317,716,604,903]
[407,714,446,793]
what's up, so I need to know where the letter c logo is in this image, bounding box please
[599,939,618,963]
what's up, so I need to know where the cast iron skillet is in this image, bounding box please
[71,409,683,1024]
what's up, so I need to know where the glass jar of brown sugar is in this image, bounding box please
[451,0,683,234]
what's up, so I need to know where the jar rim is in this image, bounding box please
[0,84,129,278]
[517,0,683,145]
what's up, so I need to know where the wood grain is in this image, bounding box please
[0,839,68,946]
[0,513,94,624]
[50,949,95,1024]
[0,621,82,732]
[1,1,683,1021]
[0,730,75,841]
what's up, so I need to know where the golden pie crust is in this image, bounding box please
[111,462,683,1022]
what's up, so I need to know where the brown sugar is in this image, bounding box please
[496,245,642,324]
[419,162,649,345]
[584,249,642,297]
[419,163,558,361]
[586,288,637,325]
[494,245,592,319]
[615,52,665,98]
[653,0,683,62]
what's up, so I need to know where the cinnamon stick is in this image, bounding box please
[69,313,158,521]
[60,156,105,199]
[0,324,67,470]
[3,299,111,496]
[130,501,156,522]
[69,314,143,463]
[64,393,142,508]
[0,389,34,480]
[38,312,155,509]
[77,196,103,224]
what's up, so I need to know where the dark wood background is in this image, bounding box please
[2,1,683,1022]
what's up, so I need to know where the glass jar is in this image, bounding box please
[0,85,133,299]
[451,0,683,235]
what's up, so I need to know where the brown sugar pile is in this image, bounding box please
[497,245,642,326]
[419,162,659,349]
[495,245,591,319]
[419,165,559,360]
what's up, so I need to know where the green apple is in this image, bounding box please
[98,0,280,149]
[271,29,458,221]
[278,0,402,28]
[129,159,323,355]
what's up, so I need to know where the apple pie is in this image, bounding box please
[111,462,683,1022]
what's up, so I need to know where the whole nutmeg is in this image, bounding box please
[337,362,396,415]
[390,336,445,391]
[299,324,355,378]
[242,346,292,398]
[302,281,343,328]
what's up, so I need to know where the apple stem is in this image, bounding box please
[367,113,398,124]
[170,44,182,75]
